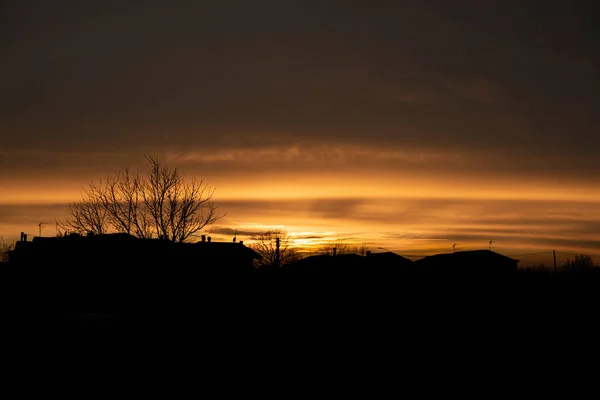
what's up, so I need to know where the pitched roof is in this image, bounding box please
[286,254,365,270]
[193,241,261,259]
[415,250,519,266]
[367,251,413,264]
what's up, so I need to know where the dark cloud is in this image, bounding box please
[308,199,365,220]
[292,234,329,240]
[0,203,65,224]
[206,227,266,237]
[2,0,598,160]
[216,199,310,217]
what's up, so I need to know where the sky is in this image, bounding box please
[1,0,599,265]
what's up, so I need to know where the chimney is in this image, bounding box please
[20,232,24,242]
[207,236,211,242]
[239,240,243,245]
[366,250,371,257]
[201,235,206,242]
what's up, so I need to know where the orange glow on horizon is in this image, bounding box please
[2,160,600,266]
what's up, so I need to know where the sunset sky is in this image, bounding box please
[1,0,599,265]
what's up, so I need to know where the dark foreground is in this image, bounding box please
[1,263,598,329]
[3,262,600,384]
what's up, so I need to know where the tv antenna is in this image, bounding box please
[489,240,495,250]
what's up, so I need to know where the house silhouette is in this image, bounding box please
[365,251,414,270]
[414,250,519,276]
[285,253,366,272]
[284,250,415,273]
[8,233,261,271]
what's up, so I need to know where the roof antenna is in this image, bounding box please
[489,240,494,251]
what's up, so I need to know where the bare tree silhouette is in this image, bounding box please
[59,155,225,242]
[319,241,352,256]
[318,242,371,256]
[251,230,300,268]
[563,254,595,271]
[351,244,371,257]
[0,237,15,262]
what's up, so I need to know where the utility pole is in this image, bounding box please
[38,222,45,237]
[275,237,280,268]
[553,250,557,275]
